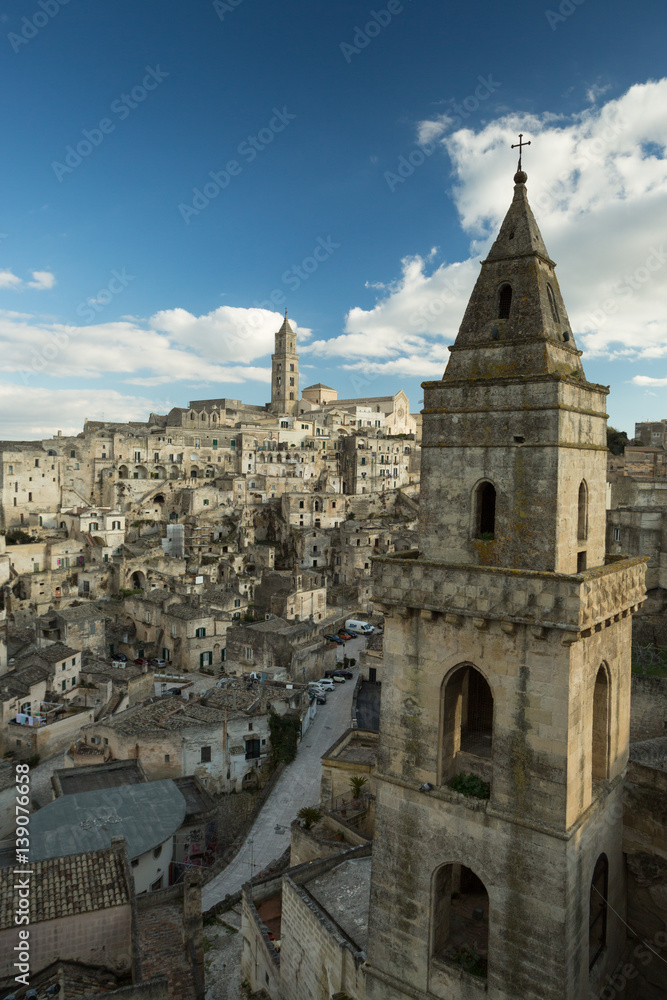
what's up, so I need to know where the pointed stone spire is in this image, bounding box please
[444,168,583,382]
[420,157,609,575]
[277,308,294,335]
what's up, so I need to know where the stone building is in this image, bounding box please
[226,615,335,682]
[254,569,327,622]
[607,477,667,591]
[81,679,307,792]
[624,444,667,478]
[241,846,372,1000]
[0,315,419,535]
[635,418,667,449]
[0,842,204,999]
[364,165,647,1000]
[339,431,416,495]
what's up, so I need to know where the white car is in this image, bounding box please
[317,678,335,692]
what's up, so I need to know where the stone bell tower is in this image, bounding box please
[365,156,646,1000]
[270,311,299,416]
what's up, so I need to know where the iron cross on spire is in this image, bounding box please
[511,133,531,171]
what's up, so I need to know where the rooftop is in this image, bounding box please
[629,737,667,772]
[34,642,80,663]
[331,732,378,768]
[173,775,217,819]
[56,604,106,622]
[0,847,130,928]
[27,780,186,861]
[304,855,372,951]
[53,759,148,796]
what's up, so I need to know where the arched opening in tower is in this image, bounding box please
[432,863,489,979]
[442,665,494,762]
[589,854,608,970]
[592,665,610,782]
[474,481,496,539]
[498,283,512,319]
[578,480,588,540]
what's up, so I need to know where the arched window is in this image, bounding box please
[474,481,496,539]
[498,283,512,319]
[589,854,608,969]
[442,665,494,767]
[578,481,588,540]
[547,284,560,323]
[592,665,610,781]
[432,864,489,979]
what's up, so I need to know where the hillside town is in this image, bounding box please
[1,176,667,1000]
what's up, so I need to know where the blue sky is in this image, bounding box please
[1,0,666,437]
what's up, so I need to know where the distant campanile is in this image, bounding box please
[270,311,299,417]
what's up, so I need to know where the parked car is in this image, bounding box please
[331,674,346,683]
[151,658,167,668]
[332,669,353,679]
[324,633,344,645]
[134,657,150,666]
[112,653,127,662]
[317,678,335,692]
[337,631,354,640]
[166,687,182,696]
[315,693,327,705]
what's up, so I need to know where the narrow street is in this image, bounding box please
[201,665,357,910]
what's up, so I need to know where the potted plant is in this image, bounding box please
[297,806,322,830]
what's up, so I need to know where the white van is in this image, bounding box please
[345,619,374,635]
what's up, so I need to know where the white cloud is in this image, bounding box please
[631,376,667,387]
[0,384,156,439]
[0,307,293,386]
[0,270,22,289]
[150,306,311,364]
[318,79,667,377]
[0,269,56,291]
[27,271,56,290]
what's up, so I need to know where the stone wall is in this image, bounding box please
[630,675,667,742]
[623,741,667,999]
[279,850,370,1000]
[374,550,646,632]
[289,819,366,867]
[241,875,283,1000]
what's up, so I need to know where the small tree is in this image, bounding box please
[350,774,368,800]
[298,806,322,830]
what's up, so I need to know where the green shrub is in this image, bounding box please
[268,712,302,763]
[26,753,41,768]
[451,944,487,978]
[448,772,490,800]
